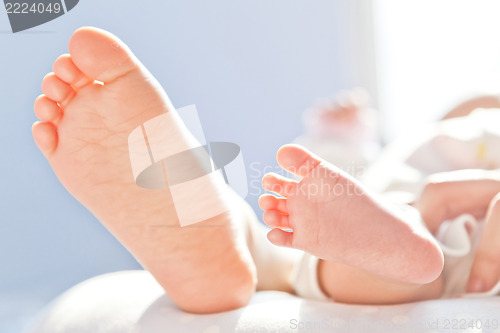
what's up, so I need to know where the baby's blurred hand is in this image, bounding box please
[467,193,500,293]
[414,169,500,234]
[414,169,500,293]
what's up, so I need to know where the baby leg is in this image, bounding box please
[317,260,443,304]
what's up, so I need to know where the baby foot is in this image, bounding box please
[302,87,378,143]
[259,145,444,284]
[32,27,256,313]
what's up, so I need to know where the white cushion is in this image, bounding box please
[26,270,500,333]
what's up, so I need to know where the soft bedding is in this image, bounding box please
[27,110,500,333]
[26,270,500,333]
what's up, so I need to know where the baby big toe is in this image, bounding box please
[267,228,294,248]
[276,144,322,178]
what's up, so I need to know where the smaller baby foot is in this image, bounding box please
[302,87,378,143]
[259,144,443,284]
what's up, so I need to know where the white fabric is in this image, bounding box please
[439,214,500,297]
[291,253,329,301]
[26,271,500,333]
[362,109,500,197]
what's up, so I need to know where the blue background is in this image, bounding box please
[0,1,364,331]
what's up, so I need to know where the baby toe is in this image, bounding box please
[263,210,290,229]
[267,228,294,248]
[259,194,288,213]
[276,144,322,178]
[41,73,75,107]
[262,173,297,197]
[34,95,62,124]
[69,27,139,83]
[32,121,58,157]
[53,54,90,89]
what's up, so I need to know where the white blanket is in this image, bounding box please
[26,270,500,333]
